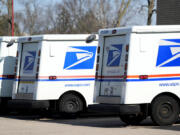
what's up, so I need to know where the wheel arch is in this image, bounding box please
[59,90,87,111]
[151,92,180,106]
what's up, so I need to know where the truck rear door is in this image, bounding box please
[17,42,40,99]
[99,35,127,98]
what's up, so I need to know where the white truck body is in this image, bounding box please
[0,37,17,99]
[12,34,98,113]
[95,25,180,125]
[97,25,180,104]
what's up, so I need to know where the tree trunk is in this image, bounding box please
[147,0,154,25]
[116,0,131,27]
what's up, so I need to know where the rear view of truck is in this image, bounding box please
[11,35,98,116]
[95,26,180,126]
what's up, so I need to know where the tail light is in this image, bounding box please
[49,76,57,80]
[126,45,129,52]
[38,50,41,56]
[14,66,17,73]
[97,46,100,54]
[7,75,15,79]
[139,75,148,80]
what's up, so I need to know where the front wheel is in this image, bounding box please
[151,95,180,126]
[120,114,146,125]
[58,93,84,118]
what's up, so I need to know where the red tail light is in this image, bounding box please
[38,50,41,56]
[49,76,57,80]
[139,75,148,80]
[97,46,100,54]
[126,45,129,52]
[14,66,17,73]
[7,75,15,79]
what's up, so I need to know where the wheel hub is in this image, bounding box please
[159,103,173,118]
[65,99,79,112]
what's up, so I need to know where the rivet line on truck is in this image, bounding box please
[9,34,98,116]
[92,25,180,126]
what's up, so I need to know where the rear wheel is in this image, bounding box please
[58,93,84,118]
[151,95,180,126]
[120,113,146,125]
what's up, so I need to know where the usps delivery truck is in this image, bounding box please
[11,34,97,115]
[94,25,180,126]
[0,36,17,110]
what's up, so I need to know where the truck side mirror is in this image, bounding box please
[7,39,15,47]
[86,34,96,43]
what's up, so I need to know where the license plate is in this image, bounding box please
[20,81,35,84]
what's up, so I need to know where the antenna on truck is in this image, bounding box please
[86,34,96,43]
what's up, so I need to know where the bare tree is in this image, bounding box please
[13,0,149,35]
[16,0,44,35]
[55,4,73,33]
[147,0,155,25]
[0,0,13,35]
[115,0,132,27]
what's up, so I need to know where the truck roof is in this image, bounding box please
[18,34,98,43]
[99,25,180,36]
[0,36,17,42]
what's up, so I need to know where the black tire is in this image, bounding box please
[120,114,146,125]
[58,93,84,118]
[151,95,180,126]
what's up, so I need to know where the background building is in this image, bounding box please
[157,0,180,25]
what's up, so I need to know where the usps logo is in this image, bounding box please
[23,51,36,73]
[156,39,180,67]
[63,46,97,70]
[107,44,122,67]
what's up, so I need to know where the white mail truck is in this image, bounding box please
[0,36,17,110]
[10,34,98,116]
[94,25,180,126]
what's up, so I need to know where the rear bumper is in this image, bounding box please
[8,100,49,109]
[88,104,140,115]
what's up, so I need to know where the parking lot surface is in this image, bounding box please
[0,114,180,135]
